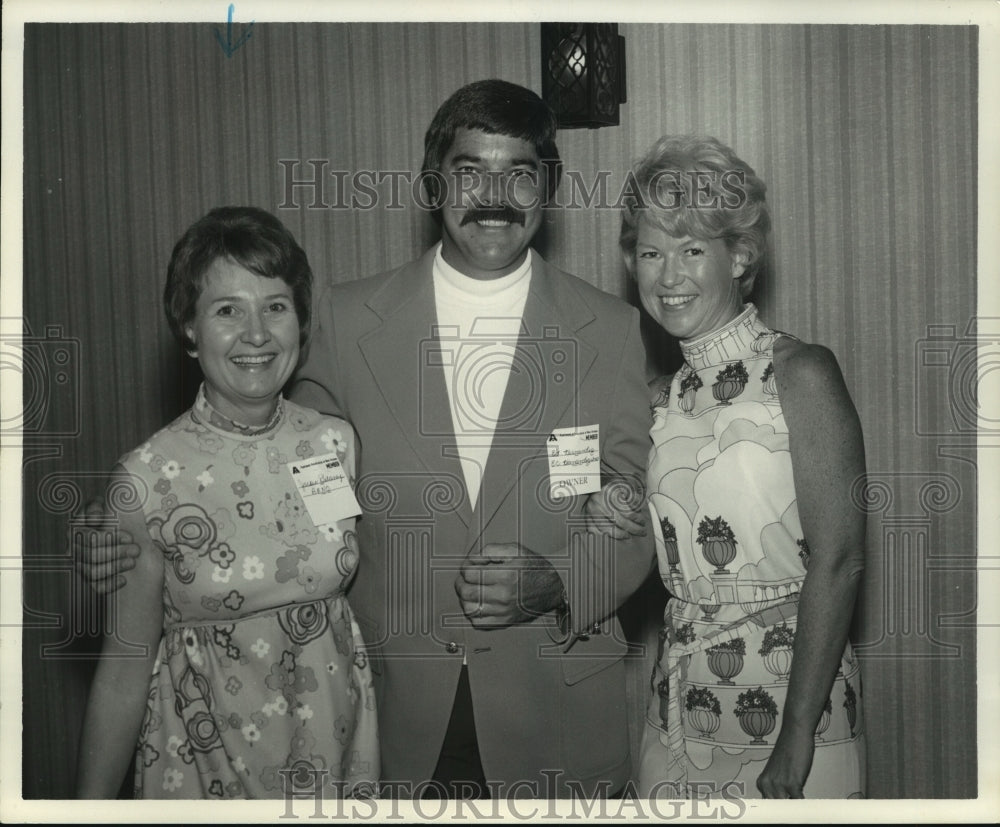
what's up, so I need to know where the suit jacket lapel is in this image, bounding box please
[468,252,598,547]
[358,247,471,527]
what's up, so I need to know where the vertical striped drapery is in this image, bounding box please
[20,23,976,798]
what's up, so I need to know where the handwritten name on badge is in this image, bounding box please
[546,425,601,498]
[287,453,361,527]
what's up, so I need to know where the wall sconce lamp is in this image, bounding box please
[541,23,627,128]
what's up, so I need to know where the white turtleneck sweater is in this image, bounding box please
[432,244,531,509]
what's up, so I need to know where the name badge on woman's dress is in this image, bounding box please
[546,425,601,498]
[286,454,362,526]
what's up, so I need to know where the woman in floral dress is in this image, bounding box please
[76,207,379,798]
[590,136,866,798]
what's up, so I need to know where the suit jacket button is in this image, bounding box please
[446,641,459,654]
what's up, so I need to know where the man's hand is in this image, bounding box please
[584,479,647,540]
[71,498,140,595]
[455,543,564,629]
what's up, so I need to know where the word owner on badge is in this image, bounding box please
[546,425,601,499]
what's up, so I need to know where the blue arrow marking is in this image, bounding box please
[214,3,255,57]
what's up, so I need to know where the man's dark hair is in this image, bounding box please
[420,79,562,213]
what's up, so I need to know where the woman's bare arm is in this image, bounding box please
[756,338,866,798]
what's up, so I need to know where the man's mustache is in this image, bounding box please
[460,205,526,227]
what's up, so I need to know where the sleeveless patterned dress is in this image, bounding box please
[120,386,379,798]
[637,304,865,798]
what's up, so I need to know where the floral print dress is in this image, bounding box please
[638,305,865,799]
[120,387,379,798]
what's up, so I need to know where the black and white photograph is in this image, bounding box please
[2,0,997,822]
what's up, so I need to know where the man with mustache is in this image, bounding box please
[79,79,653,799]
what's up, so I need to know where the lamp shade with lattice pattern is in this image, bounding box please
[541,23,626,128]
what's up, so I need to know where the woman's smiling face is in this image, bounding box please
[634,217,746,341]
[185,258,301,424]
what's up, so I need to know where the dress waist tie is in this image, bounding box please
[661,595,800,795]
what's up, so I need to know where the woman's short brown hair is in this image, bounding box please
[163,206,313,350]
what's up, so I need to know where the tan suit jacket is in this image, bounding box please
[292,247,653,796]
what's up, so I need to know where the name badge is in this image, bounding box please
[546,425,601,498]
[287,453,362,527]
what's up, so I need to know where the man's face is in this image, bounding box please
[438,128,546,280]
